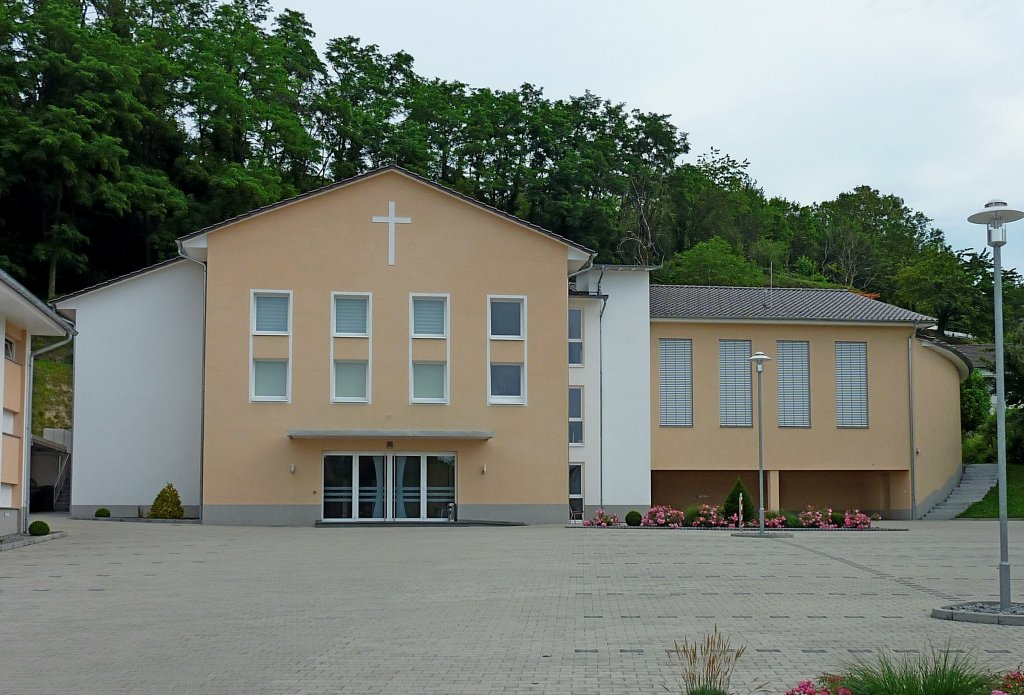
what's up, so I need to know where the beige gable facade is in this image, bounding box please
[197,170,582,524]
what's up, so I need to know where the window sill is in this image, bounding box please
[412,334,447,340]
[251,397,289,403]
[411,399,448,405]
[332,398,370,404]
[333,333,369,339]
[489,335,524,341]
[253,331,290,337]
[489,398,526,406]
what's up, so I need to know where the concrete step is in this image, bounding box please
[921,465,998,520]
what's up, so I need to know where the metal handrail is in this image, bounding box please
[52,451,70,508]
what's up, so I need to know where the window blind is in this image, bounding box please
[254,294,289,333]
[835,341,868,427]
[412,362,446,400]
[253,359,288,399]
[490,300,523,337]
[413,298,446,336]
[335,296,368,335]
[719,339,752,426]
[490,364,523,397]
[777,340,810,427]
[659,338,693,426]
[334,361,368,400]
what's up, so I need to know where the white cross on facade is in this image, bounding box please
[372,200,412,266]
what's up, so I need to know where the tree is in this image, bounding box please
[960,369,990,434]
[656,237,764,286]
[893,243,973,334]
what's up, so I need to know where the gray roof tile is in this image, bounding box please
[650,285,933,323]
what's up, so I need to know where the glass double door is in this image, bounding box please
[323,453,455,521]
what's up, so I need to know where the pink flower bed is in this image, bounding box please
[641,505,684,528]
[582,508,620,527]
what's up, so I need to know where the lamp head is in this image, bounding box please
[749,351,772,372]
[968,200,1024,247]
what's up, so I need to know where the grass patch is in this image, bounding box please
[828,647,998,695]
[958,464,1024,518]
[31,359,72,435]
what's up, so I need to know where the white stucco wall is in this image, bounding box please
[568,295,601,511]
[574,269,652,509]
[57,261,204,515]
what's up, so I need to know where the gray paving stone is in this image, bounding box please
[2,515,1024,695]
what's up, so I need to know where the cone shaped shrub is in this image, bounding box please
[722,477,754,522]
[148,483,184,519]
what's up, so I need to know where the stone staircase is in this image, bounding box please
[922,463,998,520]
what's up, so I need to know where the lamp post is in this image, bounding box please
[968,199,1024,612]
[749,351,772,535]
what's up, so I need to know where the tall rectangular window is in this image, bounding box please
[569,386,584,444]
[334,294,369,336]
[836,341,868,427]
[489,297,524,339]
[719,339,752,427]
[568,463,583,519]
[253,293,290,333]
[4,338,15,361]
[568,308,583,366]
[777,340,810,427]
[412,297,447,337]
[251,290,291,402]
[659,338,693,427]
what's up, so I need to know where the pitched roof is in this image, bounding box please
[649,285,933,324]
[0,268,74,335]
[178,165,593,254]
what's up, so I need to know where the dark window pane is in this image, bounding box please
[569,465,582,495]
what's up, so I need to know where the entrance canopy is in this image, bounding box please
[287,429,494,440]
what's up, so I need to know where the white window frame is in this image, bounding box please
[719,339,752,427]
[332,360,370,403]
[4,337,15,362]
[251,290,292,335]
[410,294,449,339]
[488,362,525,405]
[777,340,811,428]
[569,386,584,445]
[249,289,292,403]
[659,338,693,427]
[487,295,526,341]
[250,358,290,402]
[568,462,584,520]
[332,292,371,338]
[568,307,584,367]
[836,341,869,428]
[410,361,448,404]
[409,293,450,405]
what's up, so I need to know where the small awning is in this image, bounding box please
[287,429,494,440]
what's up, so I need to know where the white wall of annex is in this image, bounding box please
[595,271,651,507]
[568,296,601,508]
[59,262,204,512]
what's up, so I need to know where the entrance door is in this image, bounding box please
[323,453,455,521]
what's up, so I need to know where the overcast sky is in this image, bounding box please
[273,0,1024,271]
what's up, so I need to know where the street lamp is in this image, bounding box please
[749,351,772,535]
[968,199,1024,612]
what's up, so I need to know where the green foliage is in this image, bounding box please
[148,483,184,519]
[961,409,1024,466]
[656,237,764,287]
[28,520,50,536]
[722,477,753,522]
[959,463,1024,518]
[667,627,746,695]
[959,370,990,434]
[625,510,642,527]
[95,508,110,517]
[828,647,998,695]
[31,359,72,435]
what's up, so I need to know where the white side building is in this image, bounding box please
[55,259,205,518]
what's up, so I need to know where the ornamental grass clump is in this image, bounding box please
[582,508,620,527]
[148,483,184,519]
[819,647,999,695]
[642,505,685,528]
[667,627,748,695]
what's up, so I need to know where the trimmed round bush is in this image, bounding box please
[95,508,111,518]
[28,520,50,536]
[625,510,642,527]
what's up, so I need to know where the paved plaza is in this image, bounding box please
[2,516,1024,694]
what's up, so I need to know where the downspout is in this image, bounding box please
[23,323,76,532]
[177,240,208,522]
[907,330,917,520]
[596,268,607,508]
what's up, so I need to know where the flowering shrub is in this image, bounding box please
[784,678,851,695]
[582,508,620,527]
[996,670,1024,695]
[764,511,788,528]
[689,503,733,528]
[641,505,685,528]
[843,509,878,529]
[798,506,838,529]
